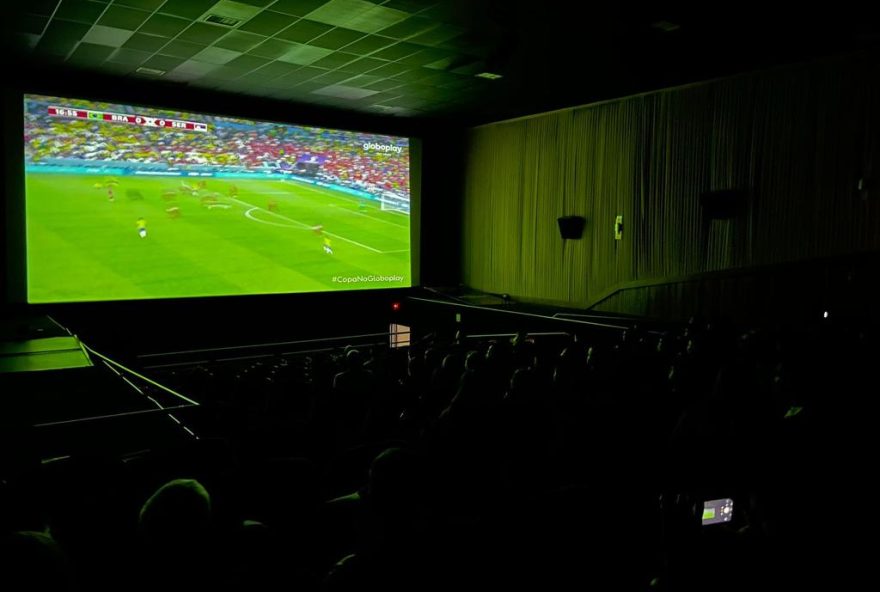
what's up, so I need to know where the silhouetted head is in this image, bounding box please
[507,367,538,403]
[138,478,212,548]
[345,348,363,369]
[464,350,482,372]
[440,353,461,372]
[366,448,420,520]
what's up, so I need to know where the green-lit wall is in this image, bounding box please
[461,51,880,314]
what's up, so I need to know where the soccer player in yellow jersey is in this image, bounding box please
[323,235,333,254]
[137,217,147,238]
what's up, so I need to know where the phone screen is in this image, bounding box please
[702,498,734,525]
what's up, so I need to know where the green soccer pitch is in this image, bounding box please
[25,173,411,303]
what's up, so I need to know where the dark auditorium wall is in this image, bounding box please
[461,51,880,316]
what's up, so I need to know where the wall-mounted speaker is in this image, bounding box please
[557,216,586,239]
[700,189,747,219]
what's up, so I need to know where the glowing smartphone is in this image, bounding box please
[701,498,734,525]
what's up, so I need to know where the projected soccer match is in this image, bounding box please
[23,94,413,303]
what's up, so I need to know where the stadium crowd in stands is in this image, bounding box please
[24,96,409,198]
[0,316,863,590]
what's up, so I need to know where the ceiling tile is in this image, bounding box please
[377,15,437,39]
[102,61,138,75]
[275,19,333,43]
[309,27,363,49]
[236,0,275,6]
[192,45,242,64]
[54,0,107,25]
[107,47,153,65]
[337,55,385,73]
[160,39,208,59]
[114,0,165,10]
[371,41,421,60]
[177,22,229,44]
[206,0,262,21]
[122,33,169,52]
[168,59,219,77]
[363,77,403,91]
[450,58,485,76]
[306,0,408,34]
[412,3,459,23]
[82,25,135,47]
[96,5,151,30]
[398,47,451,66]
[277,65,326,83]
[205,65,246,80]
[342,73,382,87]
[288,80,326,93]
[423,54,459,70]
[368,104,413,116]
[224,54,271,71]
[310,51,358,69]
[407,23,461,47]
[389,67,433,83]
[362,90,404,105]
[270,0,331,17]
[338,33,394,55]
[276,43,332,64]
[311,84,379,100]
[251,60,302,79]
[158,0,218,20]
[366,60,411,77]
[247,38,296,59]
[163,68,203,82]
[67,41,116,64]
[418,69,462,85]
[239,10,294,36]
[138,14,190,37]
[401,82,438,98]
[38,19,91,46]
[214,30,266,52]
[142,54,187,71]
[382,0,437,12]
[379,93,426,108]
[309,69,355,85]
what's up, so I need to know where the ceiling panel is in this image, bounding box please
[138,14,190,37]
[55,1,108,25]
[309,27,364,50]
[214,30,266,52]
[8,1,880,121]
[159,0,218,20]
[269,0,330,17]
[306,0,408,34]
[275,19,334,43]
[96,5,151,30]
[160,39,208,59]
[177,22,230,44]
[82,25,135,47]
[239,11,296,36]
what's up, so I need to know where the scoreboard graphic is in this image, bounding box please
[47,105,208,132]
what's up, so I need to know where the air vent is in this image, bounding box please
[135,66,166,76]
[475,72,503,80]
[204,14,242,27]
